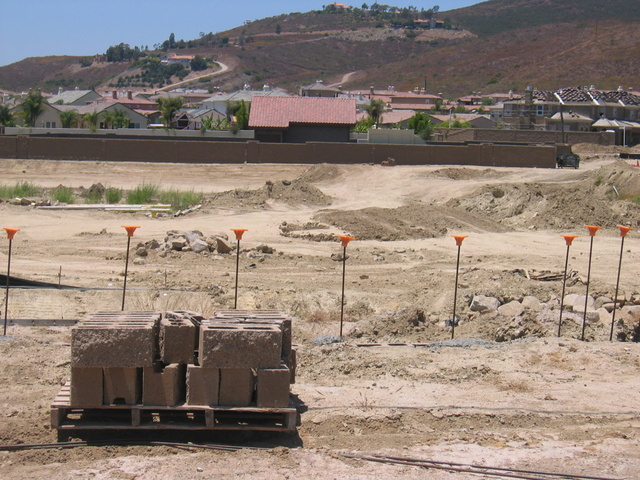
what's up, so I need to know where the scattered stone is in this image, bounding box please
[216,237,233,254]
[256,244,275,254]
[190,238,210,254]
[595,296,613,309]
[495,316,548,342]
[469,295,500,313]
[133,257,145,265]
[311,335,344,346]
[135,247,148,257]
[170,237,188,251]
[521,296,542,311]
[498,301,524,318]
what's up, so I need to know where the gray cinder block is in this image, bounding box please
[103,367,141,405]
[186,365,220,406]
[70,366,103,406]
[199,324,282,369]
[159,317,197,364]
[71,312,160,368]
[219,369,254,406]
[256,363,291,408]
[142,363,186,406]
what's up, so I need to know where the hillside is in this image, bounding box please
[1,0,639,97]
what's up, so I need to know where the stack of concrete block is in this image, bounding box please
[71,311,161,407]
[192,310,296,408]
[69,309,295,410]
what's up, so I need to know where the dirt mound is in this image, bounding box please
[448,162,640,230]
[296,163,343,183]
[425,167,505,181]
[315,204,509,241]
[591,158,640,198]
[208,179,332,209]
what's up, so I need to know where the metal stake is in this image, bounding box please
[121,226,139,311]
[558,235,577,337]
[450,235,468,340]
[609,225,632,341]
[234,238,241,309]
[337,235,355,338]
[231,229,247,310]
[3,228,19,336]
[581,226,601,341]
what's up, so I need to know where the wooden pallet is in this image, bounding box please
[51,383,297,434]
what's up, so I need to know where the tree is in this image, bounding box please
[352,116,375,133]
[407,112,434,140]
[157,96,184,128]
[233,100,250,131]
[59,109,80,128]
[364,99,385,126]
[0,104,15,126]
[190,55,208,71]
[20,90,47,127]
[82,110,100,131]
[275,24,281,34]
[102,109,128,129]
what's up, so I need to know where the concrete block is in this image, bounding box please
[186,365,219,406]
[103,367,141,405]
[210,310,293,358]
[219,369,254,406]
[256,363,291,408]
[199,324,282,369]
[142,363,186,406]
[72,312,160,368]
[159,317,197,364]
[283,348,296,385]
[70,367,103,406]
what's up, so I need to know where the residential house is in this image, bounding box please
[56,103,149,129]
[10,102,63,128]
[201,87,292,117]
[175,108,226,130]
[300,81,342,98]
[500,86,640,144]
[430,113,497,129]
[47,88,101,106]
[357,109,416,129]
[161,53,194,67]
[97,91,158,111]
[249,96,356,143]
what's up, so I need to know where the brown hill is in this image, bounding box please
[1,0,639,97]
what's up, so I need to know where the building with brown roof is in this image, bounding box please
[249,96,356,143]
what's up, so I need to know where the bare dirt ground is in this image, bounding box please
[1,145,640,479]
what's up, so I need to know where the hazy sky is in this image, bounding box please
[0,1,481,67]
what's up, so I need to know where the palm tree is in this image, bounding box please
[0,104,15,126]
[157,96,184,128]
[102,110,117,129]
[82,110,100,131]
[113,109,129,128]
[20,90,47,127]
[59,109,80,128]
[365,99,385,127]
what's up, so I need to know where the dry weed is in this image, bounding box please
[497,379,533,393]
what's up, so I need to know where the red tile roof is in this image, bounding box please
[249,96,356,128]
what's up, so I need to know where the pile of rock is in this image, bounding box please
[469,293,640,341]
[69,309,295,408]
[134,230,276,258]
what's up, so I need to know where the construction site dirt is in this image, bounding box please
[1,143,639,479]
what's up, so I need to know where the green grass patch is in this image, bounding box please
[159,188,203,211]
[105,187,123,204]
[85,189,103,204]
[0,181,41,199]
[51,185,75,204]
[126,182,160,204]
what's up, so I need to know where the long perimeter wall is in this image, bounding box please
[0,136,560,168]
